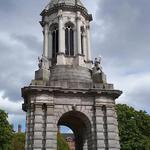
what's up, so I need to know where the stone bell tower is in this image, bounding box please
[22,0,122,150]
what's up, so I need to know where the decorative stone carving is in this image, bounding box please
[93,57,102,73]
[38,57,43,69]
[38,56,49,70]
[92,57,107,84]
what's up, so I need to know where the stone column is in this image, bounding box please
[95,105,106,150]
[90,118,96,150]
[106,106,120,150]
[83,32,87,56]
[86,23,92,61]
[25,108,31,150]
[48,32,52,59]
[43,22,49,58]
[45,105,57,150]
[33,103,44,150]
[28,104,34,150]
[25,112,28,150]
[89,126,94,150]
[83,139,88,150]
[74,29,77,55]
[76,11,82,55]
[58,9,65,54]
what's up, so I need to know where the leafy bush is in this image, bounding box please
[116,104,150,150]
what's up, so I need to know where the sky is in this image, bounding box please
[0,0,150,132]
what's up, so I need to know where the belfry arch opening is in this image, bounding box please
[50,23,59,60]
[65,22,74,56]
[57,111,92,150]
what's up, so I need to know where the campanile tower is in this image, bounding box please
[22,0,122,149]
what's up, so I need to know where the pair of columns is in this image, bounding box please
[42,10,92,61]
[25,103,57,150]
[95,105,120,150]
[76,11,91,61]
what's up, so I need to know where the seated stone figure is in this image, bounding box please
[92,57,107,84]
[93,57,102,73]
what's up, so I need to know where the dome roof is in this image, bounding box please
[47,0,85,9]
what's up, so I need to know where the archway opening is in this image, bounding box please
[57,111,92,150]
[58,125,75,150]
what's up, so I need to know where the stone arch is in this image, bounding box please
[65,21,75,29]
[57,110,92,150]
[49,23,59,31]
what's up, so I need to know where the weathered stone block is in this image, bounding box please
[35,69,50,81]
[34,124,43,131]
[34,132,43,139]
[96,124,104,132]
[33,140,42,148]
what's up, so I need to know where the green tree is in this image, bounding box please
[116,104,150,150]
[11,133,25,150]
[57,133,70,150]
[0,109,13,150]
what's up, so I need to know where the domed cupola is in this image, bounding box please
[40,0,93,66]
[36,0,94,88]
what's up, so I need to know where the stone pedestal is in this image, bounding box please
[22,82,122,150]
[35,69,50,81]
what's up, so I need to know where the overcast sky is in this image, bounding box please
[0,0,150,131]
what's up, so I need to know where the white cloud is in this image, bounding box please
[107,71,150,113]
[0,93,23,114]
[0,91,25,130]
[91,0,150,114]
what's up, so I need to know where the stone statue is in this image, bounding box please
[38,57,43,69]
[38,56,49,70]
[92,57,107,84]
[93,57,102,74]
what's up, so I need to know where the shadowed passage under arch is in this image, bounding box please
[58,111,93,150]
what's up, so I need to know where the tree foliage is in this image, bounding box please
[0,109,13,150]
[11,133,25,150]
[57,133,70,150]
[116,104,150,150]
[1,105,150,150]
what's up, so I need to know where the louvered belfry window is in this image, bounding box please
[51,25,59,58]
[65,23,74,56]
[81,26,84,55]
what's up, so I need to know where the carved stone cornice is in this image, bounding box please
[41,4,92,22]
[22,85,122,100]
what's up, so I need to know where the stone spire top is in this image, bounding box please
[47,0,85,9]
